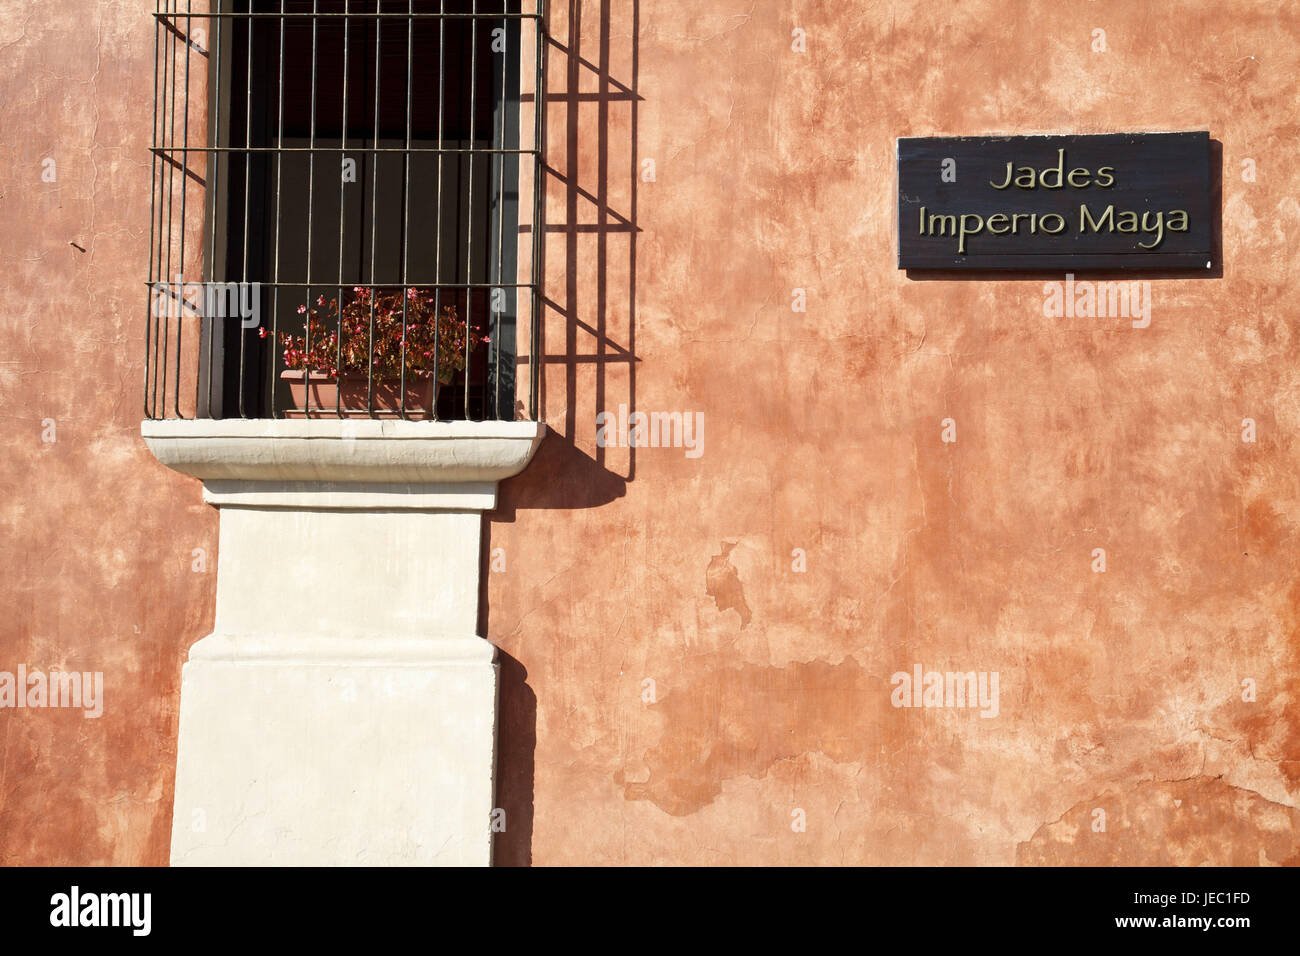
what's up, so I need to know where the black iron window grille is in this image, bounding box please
[144,0,546,420]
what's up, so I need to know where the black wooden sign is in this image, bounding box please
[897,132,1212,271]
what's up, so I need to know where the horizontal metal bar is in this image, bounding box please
[150,145,539,155]
[142,280,539,289]
[155,11,540,20]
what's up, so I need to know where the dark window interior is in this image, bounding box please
[202,0,521,419]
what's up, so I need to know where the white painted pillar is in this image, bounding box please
[141,419,543,866]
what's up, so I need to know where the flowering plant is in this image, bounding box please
[270,287,488,384]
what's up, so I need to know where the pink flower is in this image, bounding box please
[297,305,307,314]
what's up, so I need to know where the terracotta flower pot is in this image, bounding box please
[280,369,439,419]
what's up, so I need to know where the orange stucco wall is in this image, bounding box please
[3,0,1299,865]
[0,1,216,863]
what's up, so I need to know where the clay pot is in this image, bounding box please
[280,369,438,419]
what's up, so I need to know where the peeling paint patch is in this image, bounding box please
[618,658,897,815]
[1016,778,1300,866]
[705,541,751,627]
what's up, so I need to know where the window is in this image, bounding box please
[145,0,545,420]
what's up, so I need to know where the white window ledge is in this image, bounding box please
[141,417,545,486]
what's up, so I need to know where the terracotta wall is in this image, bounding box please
[489,0,1300,865]
[2,0,1298,865]
[0,0,215,864]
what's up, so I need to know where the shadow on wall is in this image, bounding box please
[492,651,537,866]
[485,0,640,866]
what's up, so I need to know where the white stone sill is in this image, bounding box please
[189,631,495,666]
[141,418,545,486]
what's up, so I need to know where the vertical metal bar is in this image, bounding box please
[155,0,169,417]
[160,0,179,417]
[205,0,223,416]
[433,0,445,417]
[464,0,478,418]
[270,0,286,416]
[304,0,319,414]
[167,0,185,414]
[627,0,635,449]
[237,2,254,417]
[490,0,507,420]
[398,0,414,419]
[174,0,195,418]
[595,0,608,443]
[145,4,161,418]
[365,1,383,416]
[335,0,352,418]
[529,0,545,421]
